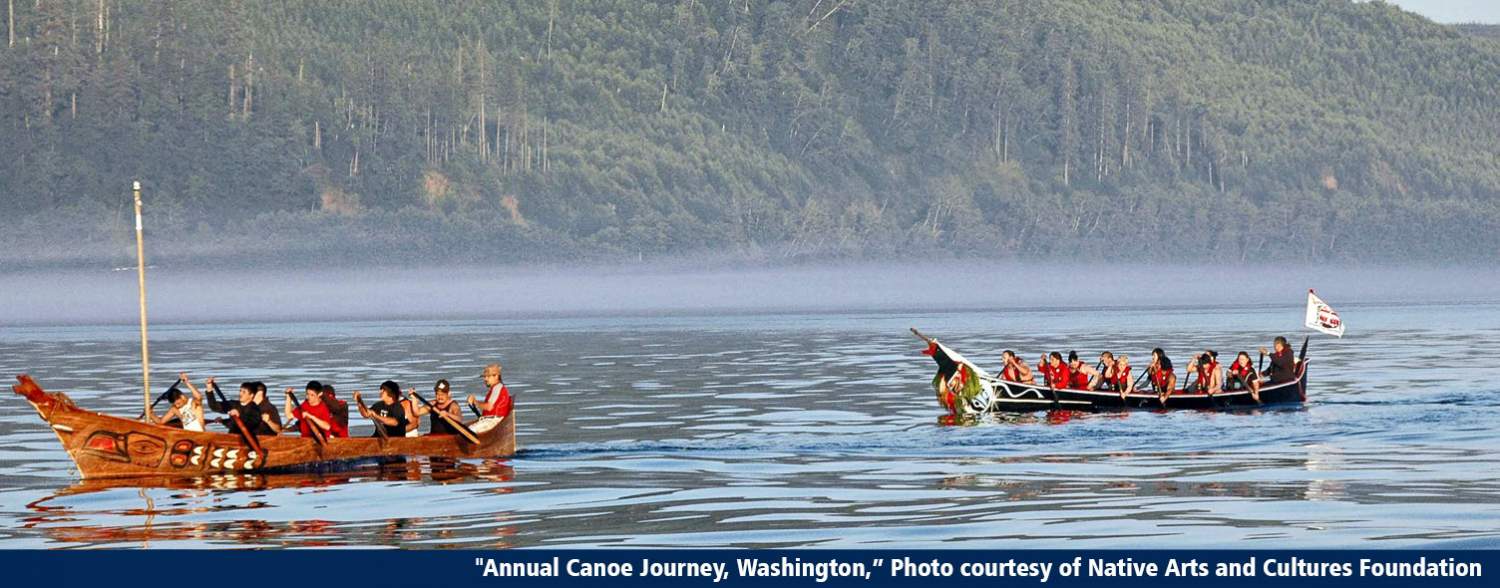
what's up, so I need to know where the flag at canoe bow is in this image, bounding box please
[1304,289,1345,338]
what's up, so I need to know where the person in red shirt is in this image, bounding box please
[1039,352,1070,390]
[467,363,513,418]
[320,384,350,433]
[284,381,345,439]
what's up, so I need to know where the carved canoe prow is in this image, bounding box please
[12,375,517,479]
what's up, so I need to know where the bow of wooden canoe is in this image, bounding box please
[12,375,516,479]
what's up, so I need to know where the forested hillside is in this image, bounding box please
[3,0,1498,267]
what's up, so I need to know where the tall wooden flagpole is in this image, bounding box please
[133,180,152,418]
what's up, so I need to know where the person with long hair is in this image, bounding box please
[1147,348,1177,404]
[1227,351,1260,402]
[1190,350,1223,394]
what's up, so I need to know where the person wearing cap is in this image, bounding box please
[412,379,464,435]
[467,363,513,419]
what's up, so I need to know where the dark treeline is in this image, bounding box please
[2,0,1498,267]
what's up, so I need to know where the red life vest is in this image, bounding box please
[1111,366,1132,390]
[1197,361,1219,388]
[1151,366,1173,389]
[1228,362,1252,378]
[1043,362,1070,388]
[1002,364,1022,382]
[1070,366,1091,390]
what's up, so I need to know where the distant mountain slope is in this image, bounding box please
[2,0,1497,267]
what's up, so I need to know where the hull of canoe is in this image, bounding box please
[980,367,1308,412]
[12,375,516,479]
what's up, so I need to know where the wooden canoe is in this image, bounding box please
[12,375,517,479]
[917,333,1309,416]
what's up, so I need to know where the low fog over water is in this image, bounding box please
[4,263,1498,327]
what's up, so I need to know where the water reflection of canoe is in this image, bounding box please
[12,375,516,479]
[916,334,1308,415]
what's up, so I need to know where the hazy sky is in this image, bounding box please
[1385,0,1500,23]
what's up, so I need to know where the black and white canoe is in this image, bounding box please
[915,329,1308,415]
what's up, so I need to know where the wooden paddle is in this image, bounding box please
[284,389,328,446]
[1130,367,1149,392]
[354,392,391,444]
[210,381,232,409]
[1295,335,1310,400]
[227,412,262,456]
[1229,371,1260,405]
[136,377,184,421]
[410,391,482,445]
[467,401,483,418]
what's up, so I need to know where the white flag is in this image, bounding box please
[1304,289,1344,337]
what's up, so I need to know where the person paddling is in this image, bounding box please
[208,381,272,436]
[285,381,343,439]
[322,384,350,432]
[398,387,421,438]
[1190,350,1223,394]
[412,379,464,435]
[355,381,409,438]
[1039,352,1070,390]
[1147,348,1177,405]
[1228,351,1260,402]
[252,381,284,436]
[1089,352,1115,392]
[999,350,1035,384]
[1259,336,1297,384]
[1067,351,1099,390]
[150,372,206,432]
[1111,354,1135,400]
[467,363,513,419]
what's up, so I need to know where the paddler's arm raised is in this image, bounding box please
[181,374,206,405]
[204,377,231,413]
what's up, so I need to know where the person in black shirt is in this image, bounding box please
[355,380,408,438]
[252,381,284,435]
[206,380,274,436]
[413,379,463,436]
[1259,336,1298,384]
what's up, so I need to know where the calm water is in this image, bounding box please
[1,303,1499,548]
